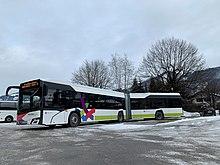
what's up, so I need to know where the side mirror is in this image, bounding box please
[6,86,19,96]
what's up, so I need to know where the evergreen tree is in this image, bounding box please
[130,78,145,93]
[149,77,166,92]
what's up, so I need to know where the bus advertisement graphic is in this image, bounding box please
[80,98,96,121]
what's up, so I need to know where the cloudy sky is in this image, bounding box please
[0,0,219,94]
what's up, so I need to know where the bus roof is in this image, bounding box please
[130,92,181,99]
[71,84,125,98]
[24,79,124,98]
[41,80,124,98]
[21,79,181,99]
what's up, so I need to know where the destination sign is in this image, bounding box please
[21,80,40,89]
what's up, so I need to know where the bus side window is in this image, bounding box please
[53,89,60,105]
[73,92,81,108]
[95,95,106,108]
[87,94,95,108]
[151,98,165,108]
[145,98,151,109]
[131,99,147,109]
[44,89,62,109]
[131,99,139,109]
[105,96,123,109]
[44,89,55,108]
[60,90,75,108]
[168,98,182,108]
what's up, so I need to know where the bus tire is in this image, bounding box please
[118,111,124,123]
[155,111,164,120]
[5,116,13,123]
[69,113,80,127]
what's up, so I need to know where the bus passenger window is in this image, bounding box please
[60,90,75,108]
[53,89,60,105]
[44,89,62,108]
[151,98,165,108]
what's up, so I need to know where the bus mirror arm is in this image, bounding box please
[6,86,20,96]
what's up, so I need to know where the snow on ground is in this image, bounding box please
[0,122,16,126]
[157,115,220,126]
[99,123,148,131]
[99,115,220,132]
[182,110,200,117]
[98,111,218,132]
[97,115,220,165]
[1,115,220,165]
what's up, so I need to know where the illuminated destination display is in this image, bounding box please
[21,81,40,89]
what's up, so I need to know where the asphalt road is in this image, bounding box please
[0,116,220,165]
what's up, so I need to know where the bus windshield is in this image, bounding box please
[19,87,42,112]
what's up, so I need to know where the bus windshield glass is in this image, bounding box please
[19,87,42,112]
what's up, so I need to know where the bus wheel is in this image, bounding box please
[69,113,80,127]
[155,111,164,120]
[118,111,124,123]
[5,116,13,123]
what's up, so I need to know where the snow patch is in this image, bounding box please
[183,111,200,117]
[156,115,220,126]
[99,123,146,131]
[0,122,16,126]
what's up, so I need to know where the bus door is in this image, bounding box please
[43,88,66,125]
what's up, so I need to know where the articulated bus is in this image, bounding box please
[6,79,183,127]
[130,93,182,120]
[11,79,125,127]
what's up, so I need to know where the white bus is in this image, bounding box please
[13,79,125,127]
[130,93,183,120]
[7,79,183,127]
[0,101,17,122]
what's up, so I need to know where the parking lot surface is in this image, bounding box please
[1,116,220,165]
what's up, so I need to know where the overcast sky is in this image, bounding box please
[0,0,220,94]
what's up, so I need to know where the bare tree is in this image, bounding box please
[122,54,135,90]
[109,54,135,91]
[139,37,206,97]
[72,60,110,88]
[109,54,123,90]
